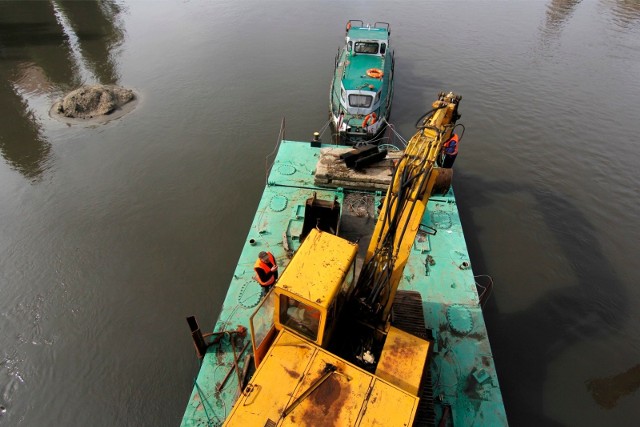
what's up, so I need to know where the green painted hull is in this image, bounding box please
[330,24,394,145]
[180,140,508,426]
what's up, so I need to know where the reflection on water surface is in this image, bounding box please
[0,1,639,426]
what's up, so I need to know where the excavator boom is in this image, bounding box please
[352,92,462,322]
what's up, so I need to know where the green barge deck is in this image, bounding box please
[180,140,507,426]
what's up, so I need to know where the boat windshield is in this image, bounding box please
[354,41,379,54]
[349,94,373,108]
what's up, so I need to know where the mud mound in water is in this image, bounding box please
[53,85,135,120]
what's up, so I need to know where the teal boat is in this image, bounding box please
[330,21,394,144]
[181,94,508,426]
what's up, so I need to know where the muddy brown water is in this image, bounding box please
[1,1,639,426]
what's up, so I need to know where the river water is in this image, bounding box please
[1,1,639,426]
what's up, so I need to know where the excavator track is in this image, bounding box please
[391,290,435,427]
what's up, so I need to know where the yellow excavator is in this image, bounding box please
[224,92,462,426]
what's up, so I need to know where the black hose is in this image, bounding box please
[414,104,446,129]
[453,123,466,141]
[355,146,432,316]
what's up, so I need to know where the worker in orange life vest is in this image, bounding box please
[442,133,459,168]
[254,251,278,297]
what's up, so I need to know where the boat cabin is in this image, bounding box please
[346,37,389,57]
[340,25,390,117]
[331,21,393,141]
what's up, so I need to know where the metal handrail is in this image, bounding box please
[374,22,390,32]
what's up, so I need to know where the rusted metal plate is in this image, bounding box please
[375,326,430,396]
[280,351,372,427]
[358,378,419,427]
[431,167,453,196]
[224,330,420,427]
[314,147,401,191]
[224,332,315,427]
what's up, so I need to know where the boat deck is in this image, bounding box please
[180,140,507,426]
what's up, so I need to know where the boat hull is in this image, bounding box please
[329,24,394,145]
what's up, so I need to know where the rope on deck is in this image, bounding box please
[193,378,221,426]
[382,117,408,148]
[265,117,286,185]
[475,274,495,306]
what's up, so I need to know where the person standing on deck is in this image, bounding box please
[441,133,459,168]
[254,251,278,297]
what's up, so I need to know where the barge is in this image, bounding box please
[181,93,507,426]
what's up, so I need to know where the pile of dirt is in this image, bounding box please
[53,85,135,119]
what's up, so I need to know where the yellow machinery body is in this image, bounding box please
[224,330,420,427]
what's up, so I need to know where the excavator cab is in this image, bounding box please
[274,229,357,348]
[249,229,357,367]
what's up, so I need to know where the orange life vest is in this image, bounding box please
[443,134,459,155]
[254,252,276,286]
[308,308,321,320]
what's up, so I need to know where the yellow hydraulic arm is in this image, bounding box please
[352,92,462,322]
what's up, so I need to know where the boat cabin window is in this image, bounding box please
[347,41,353,52]
[279,295,320,341]
[349,94,373,108]
[375,91,381,105]
[354,41,379,54]
[380,43,387,55]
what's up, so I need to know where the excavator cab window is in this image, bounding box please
[337,263,355,307]
[279,295,321,341]
[322,262,355,346]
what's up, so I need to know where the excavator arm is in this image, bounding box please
[352,92,462,323]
